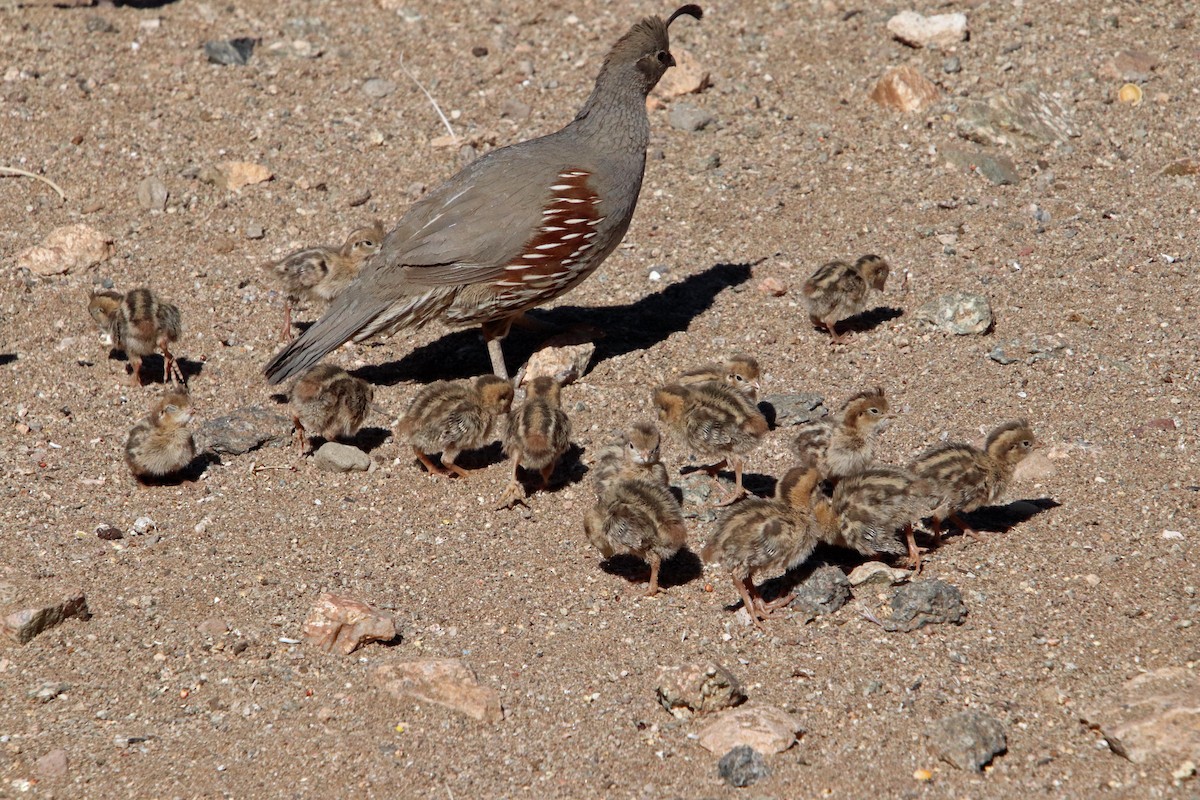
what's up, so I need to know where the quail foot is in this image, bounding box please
[264,6,703,384]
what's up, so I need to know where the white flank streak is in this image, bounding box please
[535,242,559,251]
[505,264,525,271]
[523,253,549,260]
[588,217,605,226]
[563,198,585,204]
[564,218,588,225]
[541,226,565,232]
[542,209,559,217]
[582,231,598,239]
[561,232,582,240]
[549,184,571,191]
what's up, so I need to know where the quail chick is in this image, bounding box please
[87,288,124,346]
[802,254,890,343]
[590,420,669,495]
[397,375,514,478]
[125,390,196,483]
[792,387,891,482]
[270,222,385,341]
[288,364,374,453]
[910,419,1037,544]
[653,381,768,506]
[109,288,183,385]
[498,376,572,508]
[584,478,688,596]
[811,466,930,572]
[702,467,822,628]
[678,354,761,399]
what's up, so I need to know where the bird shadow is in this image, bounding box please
[345,427,392,454]
[134,452,218,487]
[0,353,16,367]
[600,547,704,591]
[353,261,755,387]
[837,305,904,336]
[678,466,776,500]
[957,497,1061,534]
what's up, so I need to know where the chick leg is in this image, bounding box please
[904,524,925,574]
[539,461,557,491]
[495,452,527,509]
[950,512,985,543]
[128,355,144,387]
[730,574,765,631]
[413,446,450,477]
[280,302,294,343]
[292,416,308,455]
[644,553,663,597]
[928,516,944,548]
[160,343,182,385]
[714,456,748,507]
[823,319,845,344]
[441,447,471,479]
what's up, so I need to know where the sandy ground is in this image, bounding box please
[1,0,1198,797]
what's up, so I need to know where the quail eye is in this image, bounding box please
[868,407,880,415]
[656,50,670,65]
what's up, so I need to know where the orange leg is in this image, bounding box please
[714,457,747,507]
[440,448,473,479]
[293,416,308,455]
[763,591,796,613]
[730,574,765,631]
[128,356,144,386]
[645,554,663,597]
[414,446,450,477]
[950,512,985,542]
[161,343,183,385]
[904,524,925,574]
[928,516,944,547]
[280,302,294,342]
[824,319,845,344]
[495,452,527,509]
[539,462,556,491]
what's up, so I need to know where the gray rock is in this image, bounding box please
[362,78,397,99]
[499,98,531,122]
[668,102,716,133]
[761,393,826,427]
[956,84,1078,149]
[204,38,256,66]
[883,579,967,632]
[692,152,721,173]
[85,15,117,34]
[943,56,961,74]
[1,591,90,645]
[245,222,265,240]
[194,405,292,456]
[788,565,850,622]
[313,442,371,472]
[916,292,993,335]
[942,145,1021,186]
[988,333,1068,365]
[718,745,771,788]
[926,710,1007,771]
[343,188,372,208]
[135,177,169,211]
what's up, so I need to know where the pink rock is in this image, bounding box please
[300,593,396,655]
[372,659,503,723]
[1082,667,1200,764]
[870,66,940,113]
[1,590,90,645]
[697,704,805,754]
[653,47,709,100]
[887,11,969,49]
[35,749,68,779]
[655,662,744,719]
[756,277,788,297]
[16,225,114,276]
[1013,452,1056,483]
[520,330,597,387]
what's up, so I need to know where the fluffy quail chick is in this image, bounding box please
[87,288,124,346]
[802,254,890,343]
[654,381,768,506]
[678,354,761,399]
[793,387,891,482]
[910,420,1037,544]
[110,288,183,385]
[584,478,687,597]
[702,467,822,628]
[397,375,514,478]
[288,364,374,453]
[271,222,385,341]
[498,376,572,508]
[590,420,669,495]
[125,390,196,483]
[811,466,930,572]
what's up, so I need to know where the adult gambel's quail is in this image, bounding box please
[264,5,703,385]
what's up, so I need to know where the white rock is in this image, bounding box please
[887,11,969,49]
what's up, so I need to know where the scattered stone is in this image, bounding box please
[718,745,771,788]
[244,222,265,240]
[85,15,117,34]
[34,749,68,780]
[94,523,122,541]
[471,45,488,58]
[887,11,969,49]
[30,681,70,703]
[301,592,396,655]
[697,705,805,755]
[788,565,850,622]
[520,332,596,387]
[1013,451,1056,483]
[848,561,912,587]
[943,56,961,74]
[343,187,372,208]
[1132,417,1179,438]
[15,224,114,276]
[653,47,709,100]
[1081,667,1200,764]
[362,78,397,99]
[760,393,826,427]
[1162,159,1200,177]
[132,516,156,535]
[204,38,256,66]
[942,145,1020,186]
[194,405,292,455]
[882,579,967,632]
[197,617,230,637]
[987,333,1067,365]
[372,659,503,723]
[916,292,993,335]
[1,591,90,645]
[692,153,721,173]
[499,98,531,122]
[756,276,787,297]
[313,442,372,472]
[198,161,272,192]
[956,85,1077,149]
[135,177,168,211]
[926,710,1007,771]
[1117,83,1143,106]
[870,66,939,113]
[668,102,716,133]
[655,662,745,719]
[1104,50,1159,83]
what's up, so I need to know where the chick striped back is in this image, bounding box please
[831,467,924,556]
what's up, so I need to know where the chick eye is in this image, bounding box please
[868,407,880,415]
[656,50,670,65]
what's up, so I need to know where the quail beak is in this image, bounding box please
[632,450,650,465]
[665,52,677,68]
